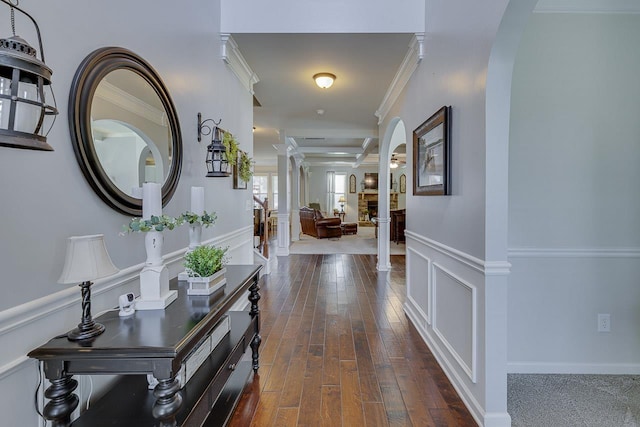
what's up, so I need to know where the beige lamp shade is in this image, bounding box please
[58,234,119,284]
[338,196,346,203]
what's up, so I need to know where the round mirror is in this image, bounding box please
[69,47,182,216]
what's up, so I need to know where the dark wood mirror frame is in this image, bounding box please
[69,47,182,216]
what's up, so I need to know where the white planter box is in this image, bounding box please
[186,268,227,295]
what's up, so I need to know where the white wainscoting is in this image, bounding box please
[404,230,507,427]
[0,225,254,426]
[507,246,640,375]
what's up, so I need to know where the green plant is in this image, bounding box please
[121,214,181,234]
[184,245,229,278]
[222,132,239,165]
[238,151,253,182]
[179,210,217,227]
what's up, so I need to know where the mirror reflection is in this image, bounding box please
[90,69,172,197]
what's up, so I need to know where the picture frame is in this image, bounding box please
[413,106,451,196]
[399,174,406,194]
[349,174,356,193]
[233,150,248,189]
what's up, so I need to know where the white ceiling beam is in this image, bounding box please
[286,128,378,139]
[220,34,260,94]
[298,147,362,154]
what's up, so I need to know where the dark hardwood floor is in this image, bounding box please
[229,254,477,426]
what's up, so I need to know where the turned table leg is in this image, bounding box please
[43,374,79,427]
[248,274,261,372]
[152,376,182,427]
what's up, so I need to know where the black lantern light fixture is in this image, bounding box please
[0,0,58,151]
[198,112,230,177]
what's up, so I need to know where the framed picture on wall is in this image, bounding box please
[399,174,406,193]
[413,106,451,196]
[349,174,356,193]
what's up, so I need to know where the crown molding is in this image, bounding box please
[375,33,424,125]
[95,81,167,126]
[220,33,260,94]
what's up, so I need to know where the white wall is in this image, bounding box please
[508,12,640,373]
[0,0,254,424]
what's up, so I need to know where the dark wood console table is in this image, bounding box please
[29,264,262,427]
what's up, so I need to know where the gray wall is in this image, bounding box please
[0,0,254,424]
[508,13,640,372]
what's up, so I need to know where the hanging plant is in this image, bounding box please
[239,151,254,182]
[179,211,217,227]
[121,214,181,234]
[222,132,239,165]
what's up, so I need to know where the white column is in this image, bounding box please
[275,138,290,256]
[290,156,303,242]
[376,161,391,271]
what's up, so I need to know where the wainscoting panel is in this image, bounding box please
[0,225,254,426]
[508,247,640,374]
[404,230,491,426]
[432,262,477,383]
[406,247,431,327]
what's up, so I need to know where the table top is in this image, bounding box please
[28,264,261,362]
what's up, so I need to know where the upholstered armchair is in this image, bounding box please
[299,206,342,239]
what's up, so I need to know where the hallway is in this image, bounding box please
[228,254,476,426]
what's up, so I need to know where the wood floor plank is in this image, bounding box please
[248,391,281,427]
[297,344,324,426]
[340,360,366,427]
[320,385,342,427]
[274,407,299,427]
[363,402,391,427]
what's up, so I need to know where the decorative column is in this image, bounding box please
[275,137,290,256]
[290,155,303,242]
[137,183,177,310]
[377,162,392,271]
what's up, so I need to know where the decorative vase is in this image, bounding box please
[145,231,163,266]
[187,268,227,296]
[188,224,202,251]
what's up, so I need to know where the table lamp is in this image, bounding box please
[338,196,345,213]
[58,234,119,341]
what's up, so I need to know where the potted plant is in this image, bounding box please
[183,245,229,295]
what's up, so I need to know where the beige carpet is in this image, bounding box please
[289,226,405,255]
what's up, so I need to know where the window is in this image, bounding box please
[327,173,346,214]
[252,175,268,208]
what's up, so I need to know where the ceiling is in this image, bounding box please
[231,33,415,168]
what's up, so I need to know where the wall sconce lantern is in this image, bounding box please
[198,112,230,177]
[0,0,58,151]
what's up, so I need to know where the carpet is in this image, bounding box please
[289,226,405,255]
[508,374,640,426]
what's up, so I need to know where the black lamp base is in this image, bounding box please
[67,280,105,341]
[67,322,105,341]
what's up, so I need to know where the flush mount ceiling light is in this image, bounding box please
[313,72,336,89]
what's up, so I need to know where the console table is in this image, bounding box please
[28,264,262,427]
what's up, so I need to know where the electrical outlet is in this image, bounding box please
[597,313,610,332]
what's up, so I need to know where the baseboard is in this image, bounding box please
[507,362,640,375]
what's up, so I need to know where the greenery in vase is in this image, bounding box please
[179,210,217,227]
[239,151,254,182]
[222,132,239,165]
[183,245,229,278]
[121,214,181,234]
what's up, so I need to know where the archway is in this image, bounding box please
[377,117,407,271]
